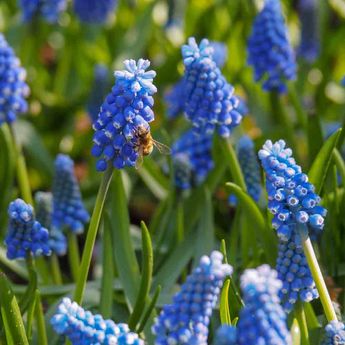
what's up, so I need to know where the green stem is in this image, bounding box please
[26,291,37,342]
[300,232,337,322]
[295,302,310,345]
[35,291,48,345]
[288,83,308,130]
[50,254,63,285]
[73,166,114,304]
[220,138,247,191]
[67,233,80,282]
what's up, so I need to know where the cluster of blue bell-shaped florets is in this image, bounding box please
[5,198,51,259]
[229,136,262,205]
[181,37,242,137]
[247,0,296,93]
[51,297,144,345]
[35,191,67,256]
[19,0,67,23]
[0,34,30,126]
[152,251,232,345]
[321,321,345,345]
[52,154,90,234]
[259,139,326,310]
[73,0,118,24]
[172,128,214,190]
[91,59,157,171]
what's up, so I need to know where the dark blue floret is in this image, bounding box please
[214,325,237,345]
[259,139,326,310]
[152,251,232,345]
[237,265,292,345]
[247,0,296,93]
[91,59,157,171]
[87,64,109,123]
[51,297,144,345]
[0,34,29,126]
[321,321,345,345]
[181,37,242,137]
[73,0,117,24]
[5,199,51,260]
[297,0,319,63]
[229,136,262,205]
[19,0,67,23]
[52,154,89,234]
[35,191,67,256]
[172,129,214,190]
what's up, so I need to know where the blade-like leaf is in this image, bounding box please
[219,279,231,325]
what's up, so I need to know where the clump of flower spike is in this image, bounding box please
[87,64,109,123]
[297,0,319,63]
[236,265,292,345]
[229,136,262,205]
[172,128,214,190]
[259,140,325,310]
[165,41,228,119]
[35,191,67,256]
[73,0,117,24]
[19,0,67,23]
[52,154,89,234]
[0,34,29,125]
[321,321,345,345]
[152,251,232,345]
[91,59,157,171]
[214,325,237,345]
[5,199,51,260]
[51,297,144,345]
[181,37,242,137]
[247,0,296,93]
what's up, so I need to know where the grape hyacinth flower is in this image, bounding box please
[152,251,232,345]
[172,129,214,190]
[321,321,345,345]
[236,265,292,344]
[181,37,242,137]
[247,0,296,93]
[52,154,90,234]
[73,0,118,24]
[91,59,157,171]
[5,199,51,260]
[35,191,67,256]
[210,41,228,69]
[19,0,67,23]
[0,34,29,125]
[51,297,144,345]
[214,325,237,345]
[87,64,109,123]
[259,140,326,310]
[297,0,319,63]
[229,136,262,205]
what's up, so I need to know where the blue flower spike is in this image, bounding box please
[91,59,157,171]
[259,139,326,311]
[5,199,51,260]
[35,191,67,256]
[321,321,345,345]
[247,0,296,93]
[152,251,232,345]
[172,128,214,190]
[214,325,237,345]
[181,37,242,137]
[237,265,292,345]
[73,0,118,24]
[0,34,30,126]
[52,154,90,234]
[19,0,67,23]
[51,297,144,345]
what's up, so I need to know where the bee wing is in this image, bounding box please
[135,150,144,169]
[152,139,171,155]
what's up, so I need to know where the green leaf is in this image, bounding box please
[219,279,231,325]
[0,248,28,280]
[225,183,277,264]
[109,171,140,310]
[291,318,301,345]
[19,267,37,314]
[308,128,342,194]
[0,272,29,345]
[128,221,154,330]
[307,113,323,164]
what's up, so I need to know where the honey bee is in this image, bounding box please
[134,124,171,169]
